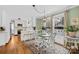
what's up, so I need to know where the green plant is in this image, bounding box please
[66,25,79,32]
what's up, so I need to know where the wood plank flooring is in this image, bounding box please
[0,35,33,54]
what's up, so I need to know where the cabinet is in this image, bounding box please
[10,18,34,41]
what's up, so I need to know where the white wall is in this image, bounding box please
[0,10,10,45]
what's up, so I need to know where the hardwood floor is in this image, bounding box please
[0,35,78,54]
[0,35,33,54]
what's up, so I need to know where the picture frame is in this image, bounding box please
[71,17,79,26]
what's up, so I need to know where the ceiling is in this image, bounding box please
[0,5,75,19]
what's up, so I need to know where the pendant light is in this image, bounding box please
[32,5,47,28]
[32,5,44,14]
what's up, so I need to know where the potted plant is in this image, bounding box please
[66,25,79,37]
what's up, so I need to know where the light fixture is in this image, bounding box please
[32,5,44,14]
[32,5,47,19]
[32,5,47,29]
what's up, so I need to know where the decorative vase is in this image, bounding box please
[68,32,76,37]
